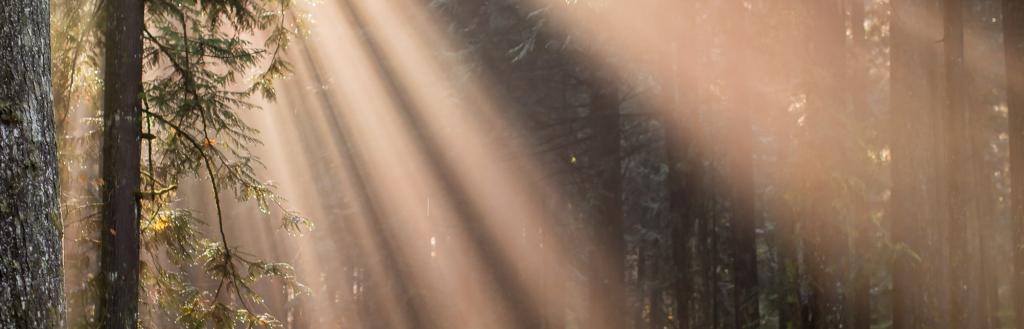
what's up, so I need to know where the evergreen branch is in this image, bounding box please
[136,185,178,200]
[180,11,255,314]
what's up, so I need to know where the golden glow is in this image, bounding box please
[111,0,1003,327]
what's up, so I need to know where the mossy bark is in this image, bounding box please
[0,0,66,327]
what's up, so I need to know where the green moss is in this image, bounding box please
[48,208,62,238]
[0,99,22,124]
[26,146,42,172]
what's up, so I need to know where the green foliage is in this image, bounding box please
[51,0,313,327]
[138,0,312,326]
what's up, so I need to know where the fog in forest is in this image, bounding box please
[2,0,1023,328]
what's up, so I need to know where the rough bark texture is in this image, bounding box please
[0,0,66,327]
[96,0,144,326]
[1006,0,1024,328]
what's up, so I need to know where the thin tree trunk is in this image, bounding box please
[801,1,848,328]
[708,209,721,329]
[1004,0,1024,328]
[666,32,703,329]
[890,1,943,328]
[848,1,872,328]
[588,80,627,329]
[728,95,759,329]
[725,1,760,327]
[0,0,65,327]
[943,0,970,327]
[651,286,666,329]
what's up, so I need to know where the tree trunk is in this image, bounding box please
[848,1,872,328]
[801,1,848,328]
[0,1,65,327]
[1005,0,1024,328]
[724,2,759,328]
[890,1,943,328]
[942,0,970,328]
[96,0,144,326]
[588,81,626,329]
[666,30,704,328]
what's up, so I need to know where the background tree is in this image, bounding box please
[96,0,144,326]
[1007,0,1024,327]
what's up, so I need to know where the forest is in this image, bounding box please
[1,0,1023,328]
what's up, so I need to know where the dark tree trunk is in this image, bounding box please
[774,215,802,329]
[724,2,759,328]
[0,0,65,327]
[708,202,722,329]
[96,0,144,326]
[1005,0,1024,328]
[588,81,627,329]
[727,68,760,329]
[942,0,970,328]
[667,112,699,329]
[666,30,704,329]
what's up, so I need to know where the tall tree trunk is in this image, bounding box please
[972,61,997,329]
[728,97,759,329]
[942,0,970,328]
[651,286,665,329]
[848,1,872,329]
[725,1,759,328]
[667,108,699,329]
[588,80,626,329]
[1005,0,1024,328]
[666,32,704,329]
[0,1,65,327]
[97,0,144,326]
[890,0,943,328]
[801,1,847,327]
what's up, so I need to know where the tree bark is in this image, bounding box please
[96,0,144,326]
[0,1,65,327]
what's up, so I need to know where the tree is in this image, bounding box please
[1005,0,1024,328]
[45,0,312,326]
[847,1,873,328]
[0,0,65,327]
[666,9,705,327]
[890,0,943,328]
[588,79,627,329]
[724,1,759,327]
[942,0,970,328]
[95,0,144,326]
